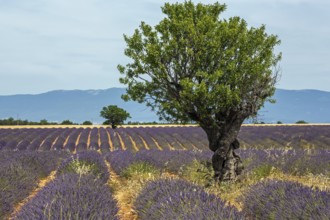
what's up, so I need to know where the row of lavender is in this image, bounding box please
[0,127,205,152]
[104,150,246,219]
[0,151,69,219]
[134,179,329,220]
[105,148,329,181]
[239,148,330,176]
[12,151,119,219]
[104,149,330,178]
[1,125,330,151]
[1,149,328,219]
[105,149,330,219]
[239,125,330,149]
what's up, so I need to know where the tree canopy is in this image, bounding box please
[119,1,281,125]
[118,1,281,181]
[100,105,131,129]
[61,120,74,125]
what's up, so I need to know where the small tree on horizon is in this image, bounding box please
[296,120,308,124]
[100,105,131,129]
[39,119,49,125]
[61,120,74,125]
[82,121,93,125]
[118,1,281,182]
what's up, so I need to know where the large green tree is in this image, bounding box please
[100,105,131,129]
[118,1,281,181]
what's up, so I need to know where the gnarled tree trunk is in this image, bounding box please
[211,138,243,181]
[203,120,244,182]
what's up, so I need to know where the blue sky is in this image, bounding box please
[0,0,329,95]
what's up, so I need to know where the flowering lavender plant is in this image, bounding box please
[14,173,119,220]
[0,151,68,219]
[236,149,330,177]
[242,180,330,219]
[135,179,244,220]
[104,150,138,174]
[104,149,211,175]
[57,151,109,183]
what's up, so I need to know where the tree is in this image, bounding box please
[296,120,308,124]
[61,120,74,125]
[100,105,131,129]
[118,1,281,181]
[40,119,49,125]
[82,121,93,125]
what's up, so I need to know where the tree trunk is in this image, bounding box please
[211,139,243,181]
[203,120,244,182]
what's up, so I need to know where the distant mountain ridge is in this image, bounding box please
[0,88,329,124]
[0,88,158,124]
[262,89,330,123]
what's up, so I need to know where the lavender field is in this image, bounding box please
[0,125,329,219]
[1,125,330,152]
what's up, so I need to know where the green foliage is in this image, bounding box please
[0,117,58,126]
[39,119,49,125]
[121,162,160,179]
[62,159,99,177]
[82,121,93,125]
[251,164,275,180]
[118,1,281,126]
[182,160,214,186]
[61,120,74,125]
[100,105,131,128]
[296,120,308,124]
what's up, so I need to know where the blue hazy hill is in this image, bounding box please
[0,88,329,124]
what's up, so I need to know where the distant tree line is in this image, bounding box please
[0,117,93,126]
[0,117,309,126]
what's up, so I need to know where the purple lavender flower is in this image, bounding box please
[14,173,119,220]
[0,140,6,150]
[89,128,99,150]
[76,142,88,152]
[0,151,68,219]
[104,150,137,174]
[135,179,244,220]
[238,149,330,176]
[104,149,211,175]
[57,151,109,183]
[2,140,18,150]
[242,180,330,219]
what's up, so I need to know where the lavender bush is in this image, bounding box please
[0,140,6,150]
[100,141,111,152]
[76,142,88,152]
[238,125,330,150]
[0,151,68,219]
[135,179,244,220]
[78,128,90,144]
[39,129,62,151]
[104,149,211,175]
[14,173,119,220]
[278,149,330,176]
[52,136,66,150]
[89,128,99,150]
[234,149,330,178]
[57,151,109,183]
[2,140,18,150]
[132,127,159,149]
[104,150,138,175]
[136,149,211,174]
[125,127,146,149]
[242,180,330,219]
[2,125,330,152]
